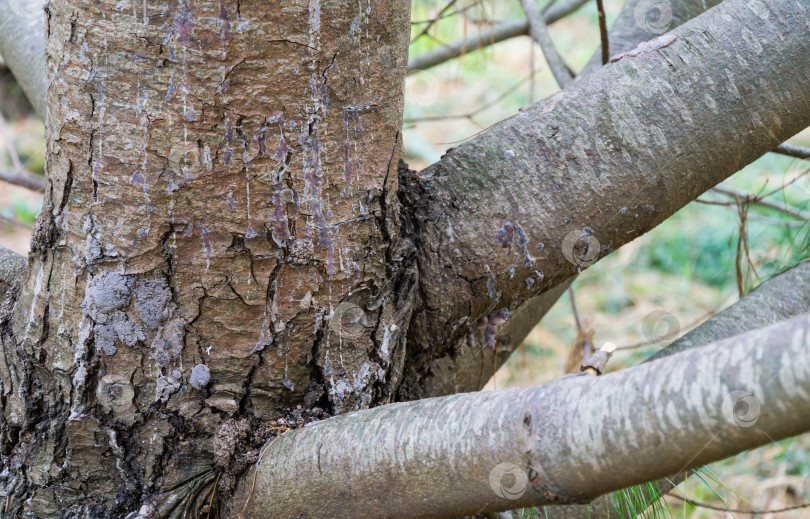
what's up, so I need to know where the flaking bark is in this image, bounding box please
[0,0,412,515]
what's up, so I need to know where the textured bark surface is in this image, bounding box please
[578,0,723,76]
[539,260,810,518]
[398,0,810,401]
[236,311,810,518]
[0,0,411,515]
[1,0,809,514]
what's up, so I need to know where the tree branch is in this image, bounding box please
[531,260,810,518]
[399,0,810,401]
[776,142,810,160]
[0,0,46,118]
[407,0,589,72]
[0,245,27,303]
[577,0,723,76]
[0,169,46,192]
[520,0,573,89]
[234,310,810,518]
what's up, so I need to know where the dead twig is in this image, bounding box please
[520,0,573,89]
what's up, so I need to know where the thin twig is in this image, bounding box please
[565,287,593,372]
[520,0,574,89]
[711,184,810,221]
[410,0,460,43]
[774,142,810,160]
[667,492,810,514]
[595,0,609,64]
[734,196,757,298]
[405,68,543,125]
[568,287,582,332]
[407,0,590,72]
[0,169,46,192]
[410,0,485,25]
[614,307,723,351]
[205,471,221,518]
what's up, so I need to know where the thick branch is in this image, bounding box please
[234,311,810,518]
[399,0,810,401]
[407,0,588,72]
[538,259,810,518]
[0,0,46,118]
[0,245,27,302]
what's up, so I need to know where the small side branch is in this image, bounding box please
[0,169,46,192]
[407,0,589,72]
[520,0,573,89]
[595,0,609,64]
[775,142,810,160]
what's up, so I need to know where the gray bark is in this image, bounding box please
[398,0,810,402]
[578,0,723,76]
[540,259,810,518]
[0,0,47,117]
[235,310,810,518]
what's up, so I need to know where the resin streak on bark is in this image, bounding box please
[0,0,410,515]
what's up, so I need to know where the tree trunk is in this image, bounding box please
[0,0,411,515]
[1,0,809,516]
